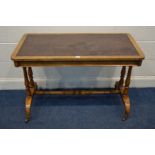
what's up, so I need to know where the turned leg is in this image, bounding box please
[121,66,132,121]
[28,67,35,87]
[28,67,37,93]
[115,66,126,89]
[23,67,33,123]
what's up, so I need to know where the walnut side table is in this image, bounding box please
[11,33,145,122]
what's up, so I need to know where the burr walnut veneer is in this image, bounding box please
[11,33,144,122]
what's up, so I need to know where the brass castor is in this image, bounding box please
[122,113,128,121]
[25,117,30,123]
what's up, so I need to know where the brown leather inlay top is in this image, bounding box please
[17,34,139,57]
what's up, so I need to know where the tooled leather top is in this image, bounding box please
[17,34,138,57]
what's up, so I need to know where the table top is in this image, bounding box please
[11,33,144,67]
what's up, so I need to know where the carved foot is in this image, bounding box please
[25,96,33,123]
[121,95,131,121]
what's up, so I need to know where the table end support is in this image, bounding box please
[116,66,132,121]
[121,66,132,120]
[23,67,36,123]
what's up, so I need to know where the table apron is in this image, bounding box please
[14,60,142,67]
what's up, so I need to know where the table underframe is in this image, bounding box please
[23,66,132,122]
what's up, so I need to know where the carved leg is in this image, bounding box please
[121,66,132,121]
[115,66,126,90]
[23,67,33,123]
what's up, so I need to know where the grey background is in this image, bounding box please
[0,26,155,89]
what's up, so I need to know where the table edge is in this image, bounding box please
[11,33,145,63]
